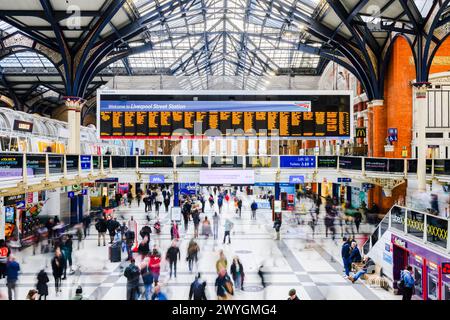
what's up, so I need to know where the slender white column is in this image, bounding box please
[414,83,430,192]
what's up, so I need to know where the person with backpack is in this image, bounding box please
[186,239,200,272]
[400,265,415,300]
[189,273,207,300]
[251,200,258,220]
[215,267,234,300]
[95,217,107,247]
[223,219,233,244]
[140,258,154,300]
[124,258,141,300]
[36,269,49,300]
[166,240,181,279]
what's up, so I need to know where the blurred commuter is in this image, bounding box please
[213,212,220,240]
[0,240,10,279]
[151,285,168,300]
[166,240,181,279]
[36,269,49,300]
[61,234,74,278]
[124,258,141,300]
[287,288,299,300]
[51,248,65,294]
[26,289,39,300]
[95,217,107,247]
[186,239,200,272]
[215,250,228,273]
[82,214,91,238]
[149,247,161,286]
[230,257,244,291]
[72,286,88,300]
[137,236,150,261]
[341,237,352,278]
[251,200,258,220]
[189,273,207,300]
[215,268,234,300]
[140,258,154,300]
[350,241,362,263]
[6,255,20,300]
[273,217,281,240]
[223,219,233,244]
[170,221,180,241]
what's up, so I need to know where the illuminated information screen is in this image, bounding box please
[98,92,352,139]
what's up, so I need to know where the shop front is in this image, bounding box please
[279,183,295,211]
[391,234,450,300]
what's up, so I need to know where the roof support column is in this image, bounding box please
[65,97,85,154]
[367,100,385,158]
[414,82,431,192]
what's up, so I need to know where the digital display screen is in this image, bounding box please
[199,170,255,185]
[339,157,362,170]
[318,156,337,168]
[98,92,352,139]
[138,156,174,168]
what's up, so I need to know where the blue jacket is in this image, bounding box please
[251,202,258,211]
[152,292,168,300]
[6,261,20,281]
[341,242,351,259]
[350,247,362,262]
[401,270,415,288]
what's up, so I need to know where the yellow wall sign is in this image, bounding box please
[355,127,366,138]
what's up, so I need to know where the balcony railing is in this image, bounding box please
[362,205,450,255]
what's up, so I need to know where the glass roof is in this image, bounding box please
[0,52,54,68]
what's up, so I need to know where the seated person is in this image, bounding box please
[348,255,375,283]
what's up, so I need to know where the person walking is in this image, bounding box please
[218,195,224,214]
[189,273,207,300]
[213,212,220,240]
[95,217,107,246]
[182,202,191,232]
[354,210,362,234]
[215,268,234,300]
[400,266,415,300]
[273,217,282,240]
[186,239,200,272]
[164,194,170,213]
[149,247,161,286]
[124,258,141,300]
[82,214,91,239]
[6,255,20,300]
[36,269,49,300]
[215,250,228,273]
[201,216,212,238]
[127,191,133,208]
[341,237,352,278]
[61,234,74,279]
[124,228,135,261]
[107,218,120,244]
[230,257,245,291]
[237,198,243,218]
[136,191,142,208]
[137,236,150,261]
[140,258,154,300]
[223,218,233,244]
[166,241,181,279]
[170,221,180,241]
[251,200,258,220]
[192,209,201,239]
[51,248,65,295]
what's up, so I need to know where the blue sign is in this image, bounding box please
[280,156,315,168]
[388,128,398,142]
[95,178,118,183]
[68,191,75,199]
[337,177,352,183]
[254,182,275,187]
[100,100,312,112]
[150,175,165,184]
[289,175,305,184]
[80,156,91,170]
[16,200,25,209]
[179,183,197,195]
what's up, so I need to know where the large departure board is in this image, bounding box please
[98,91,352,139]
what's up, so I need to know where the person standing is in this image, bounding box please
[251,200,258,220]
[237,198,243,218]
[215,268,234,300]
[107,218,119,244]
[401,266,415,300]
[51,248,65,295]
[124,258,141,300]
[36,269,49,300]
[341,237,352,278]
[349,241,362,263]
[166,241,181,279]
[182,201,191,232]
[140,258,154,300]
[218,195,224,214]
[223,219,233,244]
[213,212,220,240]
[136,191,142,208]
[95,217,107,247]
[6,255,20,300]
[230,257,245,291]
[189,273,207,300]
[187,239,200,272]
[124,228,135,261]
[164,193,171,213]
[101,194,107,208]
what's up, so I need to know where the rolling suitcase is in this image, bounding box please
[109,242,121,262]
